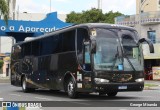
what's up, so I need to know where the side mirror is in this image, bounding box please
[138,38,154,53]
[91,40,96,53]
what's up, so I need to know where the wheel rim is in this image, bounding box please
[68,81,74,95]
[22,79,26,90]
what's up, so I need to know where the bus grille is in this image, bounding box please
[111,74,133,82]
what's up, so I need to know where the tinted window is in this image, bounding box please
[12,45,22,60]
[39,35,63,56]
[23,42,31,56]
[77,28,89,54]
[77,28,89,66]
[32,40,40,56]
[52,34,62,53]
[62,30,75,52]
[40,36,54,55]
[21,44,24,58]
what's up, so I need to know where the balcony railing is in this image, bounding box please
[141,11,160,19]
[115,11,160,25]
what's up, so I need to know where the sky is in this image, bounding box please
[16,0,136,15]
[1,0,137,53]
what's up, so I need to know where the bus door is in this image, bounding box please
[78,40,93,91]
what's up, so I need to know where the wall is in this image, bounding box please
[136,0,159,14]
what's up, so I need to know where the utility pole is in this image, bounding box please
[50,0,52,12]
[98,0,100,9]
[98,0,102,9]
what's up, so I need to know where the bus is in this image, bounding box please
[11,23,154,98]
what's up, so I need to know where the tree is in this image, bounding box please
[66,8,105,24]
[66,9,123,24]
[104,11,123,24]
[0,60,3,69]
[81,8,105,23]
[66,11,82,24]
[0,0,9,25]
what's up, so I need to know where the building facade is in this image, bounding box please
[115,0,160,80]
[136,0,160,14]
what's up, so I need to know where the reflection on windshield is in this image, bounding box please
[122,34,143,71]
[93,28,143,71]
[94,29,122,71]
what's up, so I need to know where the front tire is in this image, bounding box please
[67,78,78,98]
[22,76,34,93]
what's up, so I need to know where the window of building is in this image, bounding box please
[141,0,144,3]
[148,31,156,44]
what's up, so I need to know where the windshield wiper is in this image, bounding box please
[111,46,122,71]
[123,53,136,72]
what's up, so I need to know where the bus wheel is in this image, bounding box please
[107,92,118,97]
[22,77,33,93]
[67,78,78,98]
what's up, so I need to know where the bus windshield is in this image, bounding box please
[93,28,143,71]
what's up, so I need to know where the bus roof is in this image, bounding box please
[13,23,136,46]
[76,23,135,30]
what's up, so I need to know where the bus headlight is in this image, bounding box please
[94,78,109,84]
[135,78,144,82]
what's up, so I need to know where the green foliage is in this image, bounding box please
[0,0,9,25]
[0,60,4,69]
[104,11,123,24]
[66,8,123,24]
[80,8,105,23]
[66,11,82,24]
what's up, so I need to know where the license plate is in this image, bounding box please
[118,86,127,89]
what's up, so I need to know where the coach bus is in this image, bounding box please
[11,23,154,98]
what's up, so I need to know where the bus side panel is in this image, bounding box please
[47,54,59,89]
[57,51,78,90]
[11,45,23,87]
[11,59,22,87]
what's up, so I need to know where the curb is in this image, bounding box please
[144,86,160,90]
[0,79,10,83]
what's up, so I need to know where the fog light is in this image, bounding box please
[94,78,109,84]
[135,78,144,82]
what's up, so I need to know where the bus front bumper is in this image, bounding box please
[93,82,144,92]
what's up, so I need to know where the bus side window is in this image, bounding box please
[84,44,90,64]
[83,43,91,71]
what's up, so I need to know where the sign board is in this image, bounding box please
[0,12,72,42]
[152,67,160,80]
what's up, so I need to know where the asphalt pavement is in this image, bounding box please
[0,77,10,83]
[0,77,160,89]
[144,80,160,90]
[0,81,160,110]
